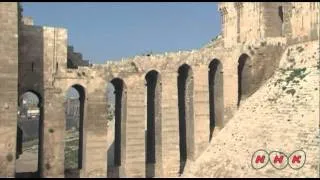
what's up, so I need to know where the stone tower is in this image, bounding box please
[0,2,19,177]
[218,2,319,47]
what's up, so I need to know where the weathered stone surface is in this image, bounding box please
[0,2,18,178]
[0,2,319,178]
[183,40,320,178]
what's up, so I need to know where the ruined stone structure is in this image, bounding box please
[0,2,319,178]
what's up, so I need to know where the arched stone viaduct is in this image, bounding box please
[15,25,285,177]
[1,2,318,178]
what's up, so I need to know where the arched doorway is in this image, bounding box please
[177,64,194,175]
[64,85,85,177]
[208,59,224,142]
[145,70,162,177]
[237,54,251,107]
[107,78,127,177]
[15,91,42,178]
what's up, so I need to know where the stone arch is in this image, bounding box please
[177,63,194,175]
[143,68,162,77]
[130,61,140,72]
[15,90,42,178]
[64,84,86,177]
[144,70,162,177]
[107,78,127,177]
[237,53,252,107]
[208,59,224,142]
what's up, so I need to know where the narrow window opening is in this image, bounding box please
[208,60,224,142]
[177,64,194,175]
[278,6,284,23]
[107,78,127,178]
[56,62,59,73]
[145,70,161,177]
[31,62,35,72]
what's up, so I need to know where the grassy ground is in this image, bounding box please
[21,129,80,169]
[64,129,80,169]
[22,139,39,153]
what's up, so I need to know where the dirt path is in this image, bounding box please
[15,151,38,173]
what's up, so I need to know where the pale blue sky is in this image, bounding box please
[21,2,221,64]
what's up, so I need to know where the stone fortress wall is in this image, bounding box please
[0,2,319,178]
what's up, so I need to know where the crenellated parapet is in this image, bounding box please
[67,46,90,69]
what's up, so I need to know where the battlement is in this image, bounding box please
[67,45,90,69]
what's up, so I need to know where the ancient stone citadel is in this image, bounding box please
[0,2,319,178]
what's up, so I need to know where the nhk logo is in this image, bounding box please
[251,149,306,170]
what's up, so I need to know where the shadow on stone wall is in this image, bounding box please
[16,24,44,178]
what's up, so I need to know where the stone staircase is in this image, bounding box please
[183,40,320,178]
